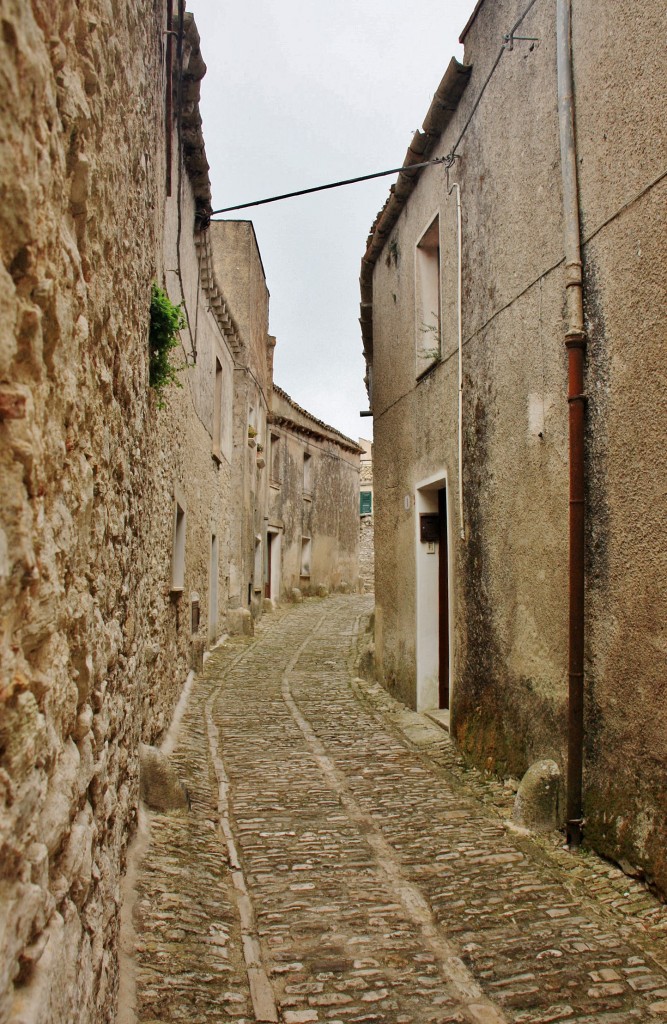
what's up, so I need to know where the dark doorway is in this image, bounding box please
[265,532,273,599]
[438,487,450,709]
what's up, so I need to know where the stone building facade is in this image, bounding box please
[361,0,667,894]
[268,387,361,599]
[0,5,359,1024]
[208,220,276,622]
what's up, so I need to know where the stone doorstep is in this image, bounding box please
[424,708,451,733]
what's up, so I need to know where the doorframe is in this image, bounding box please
[266,527,282,601]
[415,470,453,711]
[208,531,219,644]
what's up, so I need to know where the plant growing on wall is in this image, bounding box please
[386,236,400,268]
[149,283,186,408]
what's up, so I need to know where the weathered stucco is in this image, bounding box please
[364,0,667,893]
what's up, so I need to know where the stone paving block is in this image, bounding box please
[129,596,667,1024]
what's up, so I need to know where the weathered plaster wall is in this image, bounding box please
[368,0,667,891]
[568,4,667,889]
[0,1,166,1020]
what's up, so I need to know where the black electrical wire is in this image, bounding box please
[208,158,448,217]
[206,0,547,224]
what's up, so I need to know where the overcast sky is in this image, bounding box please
[187,0,476,442]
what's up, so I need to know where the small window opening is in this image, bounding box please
[253,535,263,592]
[171,500,186,592]
[300,537,312,578]
[213,358,223,459]
[191,593,200,634]
[270,432,281,484]
[303,451,312,495]
[416,215,441,375]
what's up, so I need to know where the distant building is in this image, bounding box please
[358,438,374,593]
[268,386,362,599]
[361,0,667,894]
[209,218,275,620]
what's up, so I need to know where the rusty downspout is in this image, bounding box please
[557,0,587,848]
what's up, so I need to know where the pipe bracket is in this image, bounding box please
[567,393,587,404]
[565,330,586,349]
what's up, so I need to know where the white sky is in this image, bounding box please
[187,1,476,442]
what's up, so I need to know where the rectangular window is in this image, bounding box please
[360,490,373,516]
[213,358,223,459]
[171,498,186,592]
[191,593,200,634]
[270,432,281,484]
[303,451,312,495]
[300,537,312,578]
[248,404,257,436]
[416,215,441,376]
[253,535,263,592]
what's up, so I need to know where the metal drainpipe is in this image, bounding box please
[447,179,465,541]
[557,0,587,848]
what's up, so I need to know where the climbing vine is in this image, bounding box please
[148,283,186,408]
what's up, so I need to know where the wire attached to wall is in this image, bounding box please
[206,158,449,219]
[447,0,543,164]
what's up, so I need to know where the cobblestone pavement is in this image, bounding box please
[129,595,667,1024]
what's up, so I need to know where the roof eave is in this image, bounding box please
[359,57,472,364]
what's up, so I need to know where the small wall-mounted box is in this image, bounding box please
[419,514,440,543]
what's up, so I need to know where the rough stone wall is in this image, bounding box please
[0,1,166,1020]
[0,4,247,1020]
[367,0,667,892]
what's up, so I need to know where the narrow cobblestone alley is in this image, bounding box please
[127,596,667,1024]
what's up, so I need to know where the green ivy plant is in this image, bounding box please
[149,283,186,408]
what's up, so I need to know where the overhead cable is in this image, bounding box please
[208,158,448,217]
